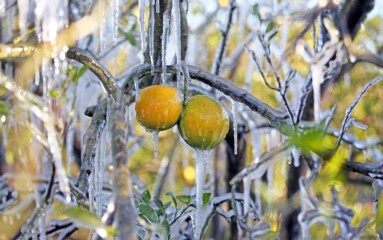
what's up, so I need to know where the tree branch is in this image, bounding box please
[122,64,291,131]
[66,47,117,96]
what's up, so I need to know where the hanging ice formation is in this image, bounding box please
[193,149,214,240]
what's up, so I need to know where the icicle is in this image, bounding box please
[267,163,274,208]
[66,125,74,177]
[95,132,105,217]
[149,0,155,72]
[162,9,171,84]
[17,0,29,40]
[243,176,250,217]
[99,0,107,51]
[152,131,159,161]
[138,0,147,54]
[155,0,160,13]
[311,63,322,122]
[172,0,183,87]
[134,77,140,98]
[292,147,300,167]
[231,98,238,155]
[112,0,120,45]
[254,178,262,215]
[192,149,214,240]
[182,144,189,168]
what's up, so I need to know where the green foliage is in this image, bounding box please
[287,127,335,156]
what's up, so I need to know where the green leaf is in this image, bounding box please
[163,201,171,209]
[166,192,177,208]
[176,195,191,205]
[139,204,159,223]
[287,127,335,155]
[142,189,151,204]
[202,192,211,206]
[65,207,115,237]
[154,197,164,209]
[0,101,8,116]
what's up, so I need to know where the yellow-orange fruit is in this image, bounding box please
[135,85,182,131]
[178,95,229,150]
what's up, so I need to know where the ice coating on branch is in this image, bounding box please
[95,131,106,217]
[17,0,29,39]
[99,0,107,51]
[138,0,147,54]
[153,131,159,161]
[231,98,238,155]
[243,176,250,216]
[112,0,119,45]
[193,149,214,240]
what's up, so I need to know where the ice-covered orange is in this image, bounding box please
[135,85,182,131]
[178,95,229,150]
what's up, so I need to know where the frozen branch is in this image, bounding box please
[66,47,117,97]
[111,90,137,239]
[122,64,291,131]
[76,99,107,192]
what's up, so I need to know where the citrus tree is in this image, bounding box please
[1,0,383,239]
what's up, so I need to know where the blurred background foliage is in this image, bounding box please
[1,0,383,239]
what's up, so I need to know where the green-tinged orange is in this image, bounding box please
[135,85,183,131]
[178,95,229,150]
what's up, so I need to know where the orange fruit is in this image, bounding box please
[135,85,183,131]
[178,95,229,150]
